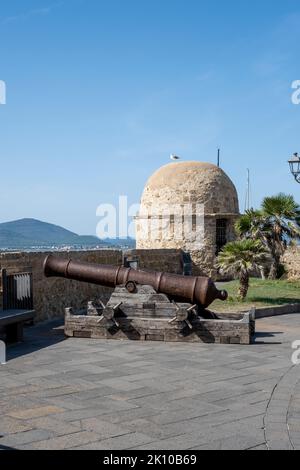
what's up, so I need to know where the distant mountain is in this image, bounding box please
[0,218,108,249]
[0,228,41,248]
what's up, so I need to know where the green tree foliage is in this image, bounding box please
[217,240,270,300]
[234,194,300,279]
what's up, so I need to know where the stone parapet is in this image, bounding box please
[0,250,122,323]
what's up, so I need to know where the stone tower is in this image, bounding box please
[135,161,240,278]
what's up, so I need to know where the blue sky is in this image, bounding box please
[1,0,300,235]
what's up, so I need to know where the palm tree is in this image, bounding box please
[235,194,300,280]
[235,209,265,241]
[235,209,270,279]
[261,194,300,279]
[217,240,270,300]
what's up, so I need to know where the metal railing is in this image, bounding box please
[1,270,33,311]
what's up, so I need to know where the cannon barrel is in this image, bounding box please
[43,254,228,308]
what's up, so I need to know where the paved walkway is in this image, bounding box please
[0,314,300,450]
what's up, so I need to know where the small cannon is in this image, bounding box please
[43,254,227,309]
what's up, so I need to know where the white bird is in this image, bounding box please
[170,154,180,161]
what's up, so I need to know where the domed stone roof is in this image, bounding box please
[140,161,239,215]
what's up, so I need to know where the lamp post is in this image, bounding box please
[288,153,300,184]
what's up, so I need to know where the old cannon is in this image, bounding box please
[42,255,255,344]
[43,254,227,308]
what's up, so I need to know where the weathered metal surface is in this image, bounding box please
[43,254,228,309]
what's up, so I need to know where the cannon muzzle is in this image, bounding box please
[43,254,227,308]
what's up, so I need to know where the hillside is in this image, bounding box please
[0,218,106,249]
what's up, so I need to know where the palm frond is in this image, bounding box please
[262,193,300,220]
[217,239,270,278]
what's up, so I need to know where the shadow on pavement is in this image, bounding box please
[0,444,16,450]
[253,330,283,345]
[255,331,283,337]
[6,319,66,361]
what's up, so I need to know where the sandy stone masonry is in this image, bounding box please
[282,246,300,280]
[0,250,123,323]
[136,161,240,278]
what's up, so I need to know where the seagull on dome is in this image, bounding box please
[170,154,181,161]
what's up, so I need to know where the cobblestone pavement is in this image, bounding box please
[0,314,300,450]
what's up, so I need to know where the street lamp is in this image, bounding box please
[288,153,300,183]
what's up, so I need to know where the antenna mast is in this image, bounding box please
[244,168,251,212]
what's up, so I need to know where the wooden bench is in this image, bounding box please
[0,309,35,343]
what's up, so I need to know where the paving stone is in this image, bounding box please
[71,432,154,450]
[29,385,89,399]
[50,400,138,422]
[249,443,268,450]
[134,433,209,450]
[27,416,82,436]
[94,406,161,424]
[0,429,55,447]
[1,314,300,450]
[0,416,35,435]
[19,431,104,450]
[111,417,182,440]
[267,438,294,450]
[8,405,65,420]
[0,396,43,414]
[78,417,132,439]
[188,433,266,450]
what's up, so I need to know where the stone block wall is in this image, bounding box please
[125,249,185,274]
[0,250,122,323]
[282,247,300,280]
